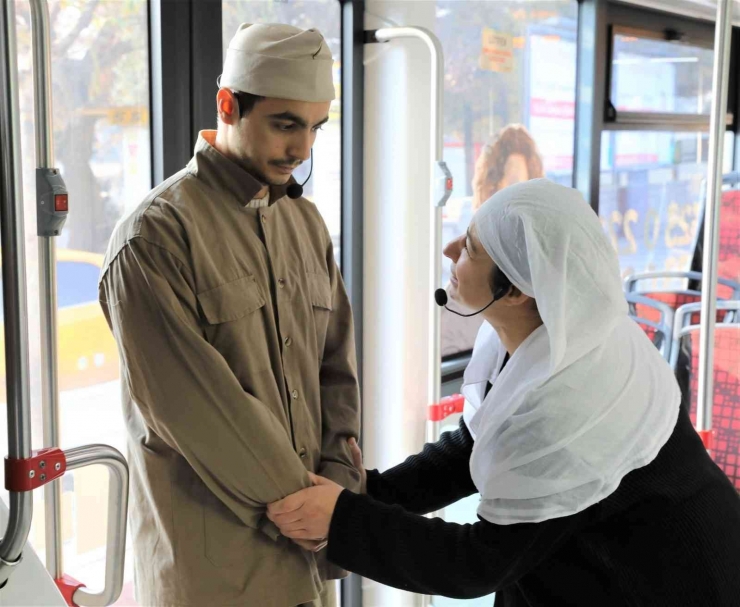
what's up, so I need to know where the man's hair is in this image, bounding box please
[232,90,265,118]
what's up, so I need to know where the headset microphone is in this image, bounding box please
[286,150,313,200]
[434,286,505,318]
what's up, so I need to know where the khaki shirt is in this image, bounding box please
[99,131,361,607]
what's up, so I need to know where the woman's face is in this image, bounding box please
[443,223,496,311]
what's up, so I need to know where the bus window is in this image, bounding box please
[436,1,579,359]
[611,30,714,116]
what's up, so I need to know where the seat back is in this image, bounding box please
[626,293,673,361]
[678,323,740,491]
[718,189,740,285]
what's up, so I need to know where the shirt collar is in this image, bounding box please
[187,130,295,206]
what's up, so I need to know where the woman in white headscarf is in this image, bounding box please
[268,179,740,605]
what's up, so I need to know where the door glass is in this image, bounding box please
[2,2,152,604]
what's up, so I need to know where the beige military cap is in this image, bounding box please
[220,22,335,103]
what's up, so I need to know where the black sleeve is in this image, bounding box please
[365,417,477,514]
[326,490,589,599]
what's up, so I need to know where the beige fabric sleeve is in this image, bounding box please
[99,237,310,539]
[316,235,362,493]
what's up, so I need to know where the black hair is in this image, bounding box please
[489,266,513,302]
[490,266,539,311]
[232,91,265,118]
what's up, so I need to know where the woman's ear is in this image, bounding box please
[502,286,532,308]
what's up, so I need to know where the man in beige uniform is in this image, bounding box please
[99,23,360,607]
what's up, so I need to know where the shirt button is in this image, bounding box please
[261,214,267,224]
[299,448,307,459]
[284,336,293,347]
[291,389,298,400]
[278,278,286,288]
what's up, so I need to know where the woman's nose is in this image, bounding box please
[443,237,460,262]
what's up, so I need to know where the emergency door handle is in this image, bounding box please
[60,445,129,607]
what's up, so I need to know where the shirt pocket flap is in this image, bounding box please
[197,276,266,324]
[308,271,333,311]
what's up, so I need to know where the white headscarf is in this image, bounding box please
[462,179,680,525]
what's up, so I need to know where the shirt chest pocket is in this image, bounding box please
[307,271,333,361]
[196,276,271,374]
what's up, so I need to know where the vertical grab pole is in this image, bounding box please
[697,0,733,450]
[0,0,35,585]
[373,27,452,446]
[28,0,64,579]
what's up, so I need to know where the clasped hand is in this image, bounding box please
[267,472,343,551]
[268,437,365,553]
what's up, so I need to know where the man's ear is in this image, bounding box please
[217,89,238,124]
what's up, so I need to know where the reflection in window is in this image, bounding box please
[222,0,342,265]
[437,1,578,358]
[611,32,714,115]
[599,130,734,287]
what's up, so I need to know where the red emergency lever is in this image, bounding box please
[428,394,465,422]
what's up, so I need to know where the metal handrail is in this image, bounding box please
[604,110,732,132]
[698,0,734,445]
[0,0,34,585]
[372,27,450,446]
[28,0,64,579]
[629,316,671,360]
[370,27,447,607]
[441,355,472,379]
[624,271,740,296]
[64,446,129,607]
[625,293,675,361]
[6,2,129,605]
[671,300,740,369]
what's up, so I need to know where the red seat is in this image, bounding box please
[626,293,673,361]
[683,327,740,491]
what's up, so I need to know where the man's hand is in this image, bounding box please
[267,473,343,540]
[349,437,367,494]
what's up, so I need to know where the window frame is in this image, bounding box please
[603,19,729,132]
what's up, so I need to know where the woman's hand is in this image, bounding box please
[349,437,367,494]
[268,473,344,541]
[292,538,328,553]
